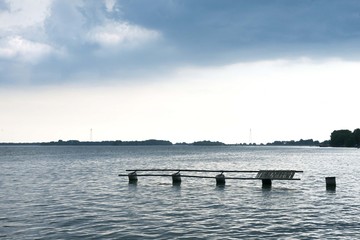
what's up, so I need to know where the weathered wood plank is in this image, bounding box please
[256,170,297,180]
[126,169,260,173]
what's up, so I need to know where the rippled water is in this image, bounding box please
[1,146,360,239]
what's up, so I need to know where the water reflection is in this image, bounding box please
[128,179,138,185]
[261,187,272,194]
[262,183,272,190]
[128,182,138,190]
[215,184,226,191]
[326,186,336,192]
[172,182,181,188]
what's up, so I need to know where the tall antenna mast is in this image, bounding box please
[249,128,252,145]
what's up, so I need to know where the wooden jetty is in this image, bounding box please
[118,169,303,188]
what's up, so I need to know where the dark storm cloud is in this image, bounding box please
[120,0,360,59]
[1,0,360,85]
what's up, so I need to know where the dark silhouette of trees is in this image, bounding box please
[41,139,173,146]
[113,139,172,146]
[2,129,360,148]
[353,128,360,147]
[192,140,225,146]
[330,129,358,147]
[267,139,319,146]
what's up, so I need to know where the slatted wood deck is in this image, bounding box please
[256,170,297,180]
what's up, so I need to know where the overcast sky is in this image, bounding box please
[1,0,360,144]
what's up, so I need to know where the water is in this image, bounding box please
[1,145,359,239]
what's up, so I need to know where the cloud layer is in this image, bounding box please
[1,0,360,85]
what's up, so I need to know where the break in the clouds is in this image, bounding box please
[0,36,53,62]
[87,21,160,48]
[1,0,360,85]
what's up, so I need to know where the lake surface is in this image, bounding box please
[1,145,359,239]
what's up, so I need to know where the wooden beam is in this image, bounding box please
[125,169,303,173]
[126,169,259,173]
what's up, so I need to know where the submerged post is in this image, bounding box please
[262,179,272,188]
[128,171,138,183]
[172,171,181,185]
[326,177,336,190]
[216,172,225,185]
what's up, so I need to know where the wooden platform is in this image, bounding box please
[118,169,303,187]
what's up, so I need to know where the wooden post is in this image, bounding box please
[216,173,225,185]
[128,171,138,183]
[172,172,181,185]
[326,177,336,190]
[262,179,272,188]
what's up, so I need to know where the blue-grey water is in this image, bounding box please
[1,145,359,239]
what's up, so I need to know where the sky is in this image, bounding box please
[1,0,360,144]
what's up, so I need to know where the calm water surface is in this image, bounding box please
[1,146,359,239]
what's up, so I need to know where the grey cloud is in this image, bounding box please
[0,0,9,11]
[2,0,360,86]
[120,0,360,57]
[45,1,89,47]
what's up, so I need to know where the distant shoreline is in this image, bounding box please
[4,128,358,147]
[0,139,326,147]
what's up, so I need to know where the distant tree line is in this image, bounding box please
[266,139,320,146]
[40,139,173,146]
[113,139,172,146]
[0,139,227,146]
[330,129,360,147]
[39,139,226,146]
[191,140,226,146]
[2,130,360,148]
